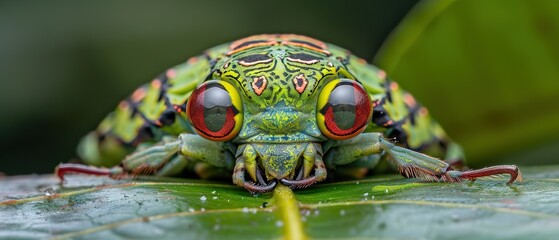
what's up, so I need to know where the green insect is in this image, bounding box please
[56,34,521,194]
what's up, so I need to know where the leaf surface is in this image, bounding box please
[2,166,559,239]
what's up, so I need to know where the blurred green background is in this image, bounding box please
[0,0,417,175]
[1,0,558,176]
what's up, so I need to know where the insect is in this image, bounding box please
[56,34,521,194]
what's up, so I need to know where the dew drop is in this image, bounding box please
[314,209,320,216]
[44,188,55,196]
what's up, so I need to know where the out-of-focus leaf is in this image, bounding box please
[1,166,559,239]
[374,0,559,165]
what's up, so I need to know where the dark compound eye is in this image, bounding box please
[317,79,372,140]
[186,80,243,141]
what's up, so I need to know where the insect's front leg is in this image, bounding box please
[57,133,227,180]
[232,144,277,194]
[325,133,522,184]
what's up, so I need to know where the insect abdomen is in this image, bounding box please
[78,56,213,166]
[345,54,456,160]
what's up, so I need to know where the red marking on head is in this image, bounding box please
[419,107,429,116]
[279,34,330,55]
[293,74,308,94]
[252,76,267,96]
[279,34,327,47]
[227,34,278,56]
[131,88,146,102]
[227,34,331,56]
[151,79,161,89]
[166,69,177,79]
[281,43,330,55]
[357,58,367,64]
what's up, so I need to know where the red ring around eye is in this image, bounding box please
[186,80,243,141]
[317,79,371,140]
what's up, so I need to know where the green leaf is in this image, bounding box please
[374,0,559,165]
[2,166,559,239]
[3,1,559,239]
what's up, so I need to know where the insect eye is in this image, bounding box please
[186,80,243,141]
[317,79,372,140]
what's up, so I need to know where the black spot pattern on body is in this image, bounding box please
[156,73,169,102]
[158,110,176,125]
[237,54,271,64]
[289,53,321,62]
[254,78,264,88]
[372,98,393,127]
[407,104,420,126]
[384,80,393,103]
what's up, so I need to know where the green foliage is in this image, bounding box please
[2,167,559,239]
[375,0,559,165]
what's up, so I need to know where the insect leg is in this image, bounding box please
[233,144,277,194]
[155,155,189,176]
[280,144,327,189]
[56,140,182,180]
[123,133,226,176]
[55,163,123,181]
[57,133,226,180]
[326,133,521,184]
[378,137,522,184]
